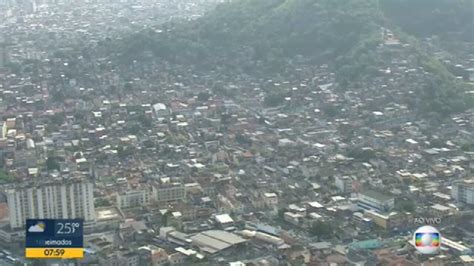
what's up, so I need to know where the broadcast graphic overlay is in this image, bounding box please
[413,225,441,255]
[25,219,84,259]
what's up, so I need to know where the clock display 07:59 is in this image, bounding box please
[43,248,65,257]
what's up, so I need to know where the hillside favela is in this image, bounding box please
[0,0,473,265]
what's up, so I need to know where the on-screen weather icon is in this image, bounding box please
[28,221,46,233]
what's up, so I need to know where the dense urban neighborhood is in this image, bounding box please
[0,0,473,265]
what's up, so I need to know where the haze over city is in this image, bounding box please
[0,0,473,265]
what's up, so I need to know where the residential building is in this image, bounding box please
[214,213,234,229]
[151,248,169,266]
[153,103,169,118]
[364,210,411,230]
[357,189,394,213]
[263,192,278,208]
[335,176,353,193]
[4,179,95,229]
[119,251,140,266]
[116,189,150,209]
[0,121,6,139]
[152,180,186,204]
[452,179,474,205]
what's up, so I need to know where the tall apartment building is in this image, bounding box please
[452,179,474,205]
[335,176,353,194]
[5,179,95,229]
[0,121,6,138]
[151,178,186,204]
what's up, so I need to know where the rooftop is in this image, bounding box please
[360,189,393,202]
[191,230,246,254]
[215,214,234,224]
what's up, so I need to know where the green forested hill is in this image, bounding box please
[117,0,383,64]
[112,0,473,115]
[380,0,473,41]
[116,0,473,66]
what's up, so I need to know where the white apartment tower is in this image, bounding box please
[335,176,353,193]
[6,180,95,229]
[452,179,474,205]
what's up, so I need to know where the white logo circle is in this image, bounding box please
[413,225,441,254]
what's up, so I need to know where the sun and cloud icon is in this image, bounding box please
[28,221,46,233]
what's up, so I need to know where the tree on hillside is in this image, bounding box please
[0,170,13,183]
[46,157,60,171]
[310,221,333,238]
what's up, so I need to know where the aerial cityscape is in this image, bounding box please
[0,0,473,265]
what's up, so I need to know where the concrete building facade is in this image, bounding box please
[5,180,95,229]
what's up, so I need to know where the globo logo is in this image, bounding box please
[413,225,441,254]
